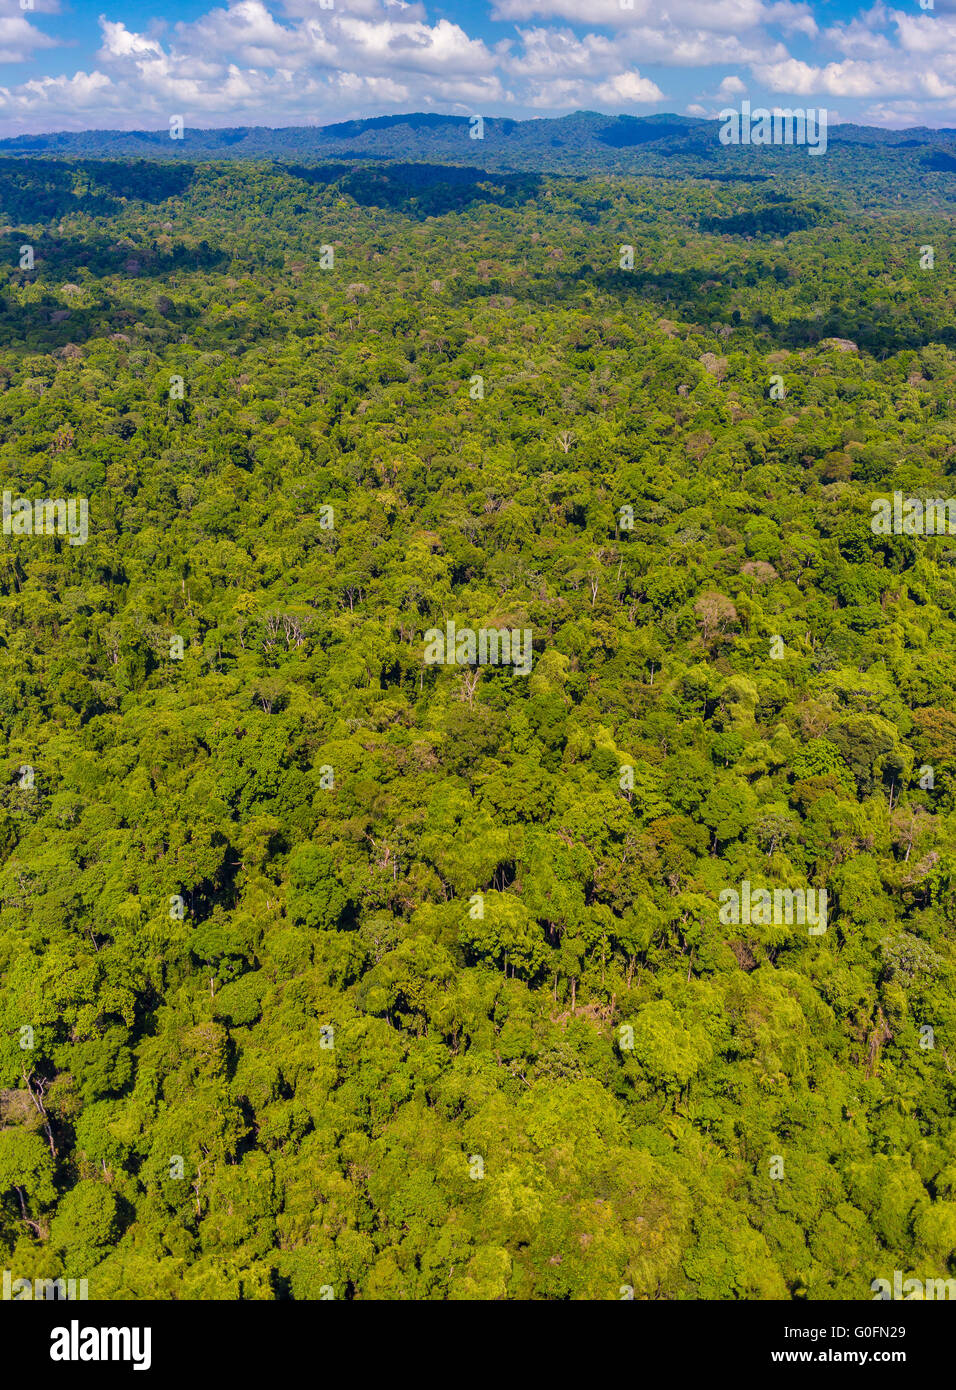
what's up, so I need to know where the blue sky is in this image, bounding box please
[0,0,953,135]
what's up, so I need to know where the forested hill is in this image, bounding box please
[1,145,956,1301]
[2,112,956,208]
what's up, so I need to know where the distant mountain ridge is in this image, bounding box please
[2,112,956,204]
[3,110,956,161]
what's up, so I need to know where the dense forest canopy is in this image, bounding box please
[0,143,955,1300]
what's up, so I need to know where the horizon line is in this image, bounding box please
[2,110,956,144]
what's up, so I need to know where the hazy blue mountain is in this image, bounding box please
[0,111,951,163]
